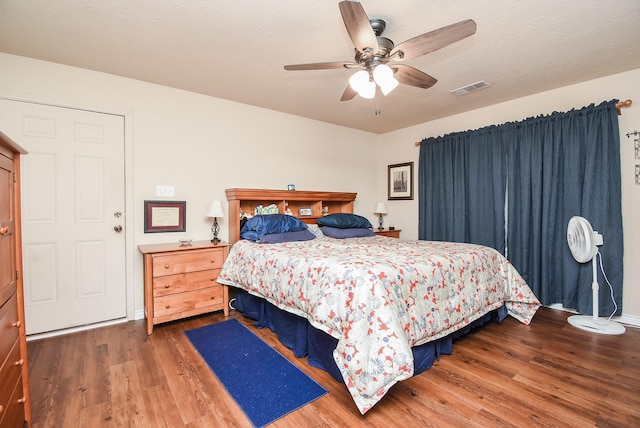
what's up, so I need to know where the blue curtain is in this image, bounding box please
[418,126,508,252]
[418,100,623,316]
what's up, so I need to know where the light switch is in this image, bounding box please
[156,185,175,197]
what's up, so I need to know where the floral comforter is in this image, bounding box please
[217,236,540,414]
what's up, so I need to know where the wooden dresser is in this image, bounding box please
[0,131,30,427]
[138,240,230,335]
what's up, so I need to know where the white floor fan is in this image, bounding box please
[566,216,625,335]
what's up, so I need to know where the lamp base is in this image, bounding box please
[211,218,220,244]
[567,315,625,335]
[378,214,384,231]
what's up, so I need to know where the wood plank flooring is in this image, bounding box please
[27,307,640,427]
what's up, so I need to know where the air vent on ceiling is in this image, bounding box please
[450,80,492,96]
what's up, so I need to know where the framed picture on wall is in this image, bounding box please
[144,200,186,233]
[388,162,414,200]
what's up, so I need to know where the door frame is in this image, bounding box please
[0,92,136,327]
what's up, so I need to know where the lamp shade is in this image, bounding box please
[349,70,376,99]
[204,200,225,218]
[358,81,376,99]
[373,64,399,96]
[374,202,387,215]
[349,70,369,92]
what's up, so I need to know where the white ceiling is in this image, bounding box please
[1,0,640,134]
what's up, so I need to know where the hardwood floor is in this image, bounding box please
[27,307,640,427]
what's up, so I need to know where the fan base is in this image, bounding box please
[567,315,626,335]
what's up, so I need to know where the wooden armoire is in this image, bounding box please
[0,130,30,427]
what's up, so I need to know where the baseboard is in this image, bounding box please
[134,309,145,320]
[619,313,640,328]
[546,304,640,328]
[26,317,128,341]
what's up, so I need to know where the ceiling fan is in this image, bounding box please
[284,1,477,101]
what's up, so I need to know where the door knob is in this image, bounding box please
[114,225,123,233]
[114,211,122,218]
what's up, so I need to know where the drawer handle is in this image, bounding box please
[164,264,170,269]
[0,226,8,235]
[15,358,24,366]
[0,404,3,413]
[164,284,171,289]
[17,397,26,404]
[210,258,216,263]
[165,304,170,309]
[11,320,21,328]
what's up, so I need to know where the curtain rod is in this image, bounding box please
[415,99,634,146]
[616,99,632,115]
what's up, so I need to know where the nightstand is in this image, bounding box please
[138,240,230,335]
[375,229,401,238]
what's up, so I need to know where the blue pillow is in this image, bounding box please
[240,214,307,241]
[320,226,375,239]
[317,213,372,229]
[258,229,316,244]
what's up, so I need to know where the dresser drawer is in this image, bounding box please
[0,340,21,419]
[152,269,221,297]
[0,375,24,428]
[0,294,19,362]
[151,249,225,277]
[153,286,224,319]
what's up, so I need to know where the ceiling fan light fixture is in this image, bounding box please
[359,80,376,99]
[349,70,370,93]
[349,70,376,99]
[373,64,399,95]
[372,64,392,84]
[379,79,399,96]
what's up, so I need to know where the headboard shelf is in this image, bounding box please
[225,188,357,243]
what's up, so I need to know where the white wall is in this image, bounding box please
[0,53,382,319]
[2,52,638,322]
[379,68,640,320]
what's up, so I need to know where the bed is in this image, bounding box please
[217,188,540,414]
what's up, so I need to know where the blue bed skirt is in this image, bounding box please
[234,289,507,383]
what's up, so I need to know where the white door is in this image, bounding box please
[0,99,126,334]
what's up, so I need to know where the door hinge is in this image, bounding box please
[13,172,17,182]
[16,270,19,280]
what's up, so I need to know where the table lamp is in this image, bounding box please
[374,202,387,231]
[204,200,225,243]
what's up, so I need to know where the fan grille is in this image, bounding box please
[567,216,598,263]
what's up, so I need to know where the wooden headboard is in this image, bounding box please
[225,188,357,244]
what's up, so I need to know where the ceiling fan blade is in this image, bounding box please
[284,61,357,71]
[391,19,477,61]
[392,64,437,89]
[340,85,357,101]
[338,1,379,54]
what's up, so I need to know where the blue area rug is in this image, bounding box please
[185,318,328,427]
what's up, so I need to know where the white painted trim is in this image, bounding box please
[26,318,128,341]
[619,314,640,328]
[134,309,145,321]
[123,109,136,321]
[546,304,640,328]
